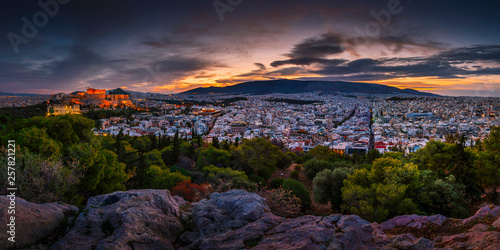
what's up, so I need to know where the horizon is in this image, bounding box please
[1,0,500,96]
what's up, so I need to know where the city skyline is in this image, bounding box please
[1,0,500,96]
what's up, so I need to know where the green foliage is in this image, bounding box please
[476,126,500,201]
[66,139,128,196]
[307,145,333,161]
[132,136,152,153]
[283,179,311,210]
[290,170,300,179]
[257,166,273,180]
[202,165,248,180]
[412,139,482,202]
[170,165,192,177]
[381,151,404,160]
[303,159,333,179]
[196,146,231,170]
[417,171,469,218]
[303,159,353,180]
[269,177,285,189]
[0,149,81,204]
[366,149,383,163]
[313,167,354,211]
[230,138,288,179]
[144,149,166,169]
[16,127,62,158]
[341,161,420,222]
[146,165,190,189]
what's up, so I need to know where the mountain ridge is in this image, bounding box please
[181,79,439,96]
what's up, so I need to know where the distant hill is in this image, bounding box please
[0,92,45,96]
[181,79,439,96]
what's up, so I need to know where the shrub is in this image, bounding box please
[147,165,190,189]
[0,148,81,204]
[341,162,420,222]
[313,167,354,211]
[294,165,302,171]
[303,159,333,179]
[257,166,273,180]
[290,170,300,179]
[171,179,209,202]
[283,179,311,210]
[269,178,285,189]
[260,187,301,217]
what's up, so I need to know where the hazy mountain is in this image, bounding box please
[181,79,439,96]
[0,92,46,96]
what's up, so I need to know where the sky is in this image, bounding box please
[1,0,500,96]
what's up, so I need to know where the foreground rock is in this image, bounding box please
[0,196,78,248]
[181,190,384,249]
[53,189,184,250]
[13,189,500,249]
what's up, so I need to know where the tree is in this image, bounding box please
[290,170,300,179]
[341,160,420,222]
[114,128,125,156]
[366,149,382,163]
[66,138,128,197]
[196,146,231,170]
[313,167,354,211]
[144,149,166,169]
[417,170,469,218]
[477,126,500,202]
[283,179,311,210]
[172,130,180,163]
[269,177,285,189]
[229,138,287,178]
[17,126,62,158]
[307,145,334,161]
[212,136,220,149]
[412,139,482,202]
[147,165,190,189]
[148,133,158,150]
[132,136,151,153]
[303,159,333,179]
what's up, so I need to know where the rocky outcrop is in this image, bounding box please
[180,190,384,249]
[52,189,184,250]
[13,189,500,249]
[0,196,78,248]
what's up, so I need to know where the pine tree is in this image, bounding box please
[114,128,125,156]
[172,130,180,163]
[212,136,220,149]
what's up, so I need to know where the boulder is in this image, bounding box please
[180,189,270,248]
[380,214,447,231]
[0,196,78,248]
[462,205,500,225]
[182,190,384,249]
[52,189,183,250]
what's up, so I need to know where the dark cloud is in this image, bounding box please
[312,46,500,79]
[0,0,499,94]
[287,32,344,58]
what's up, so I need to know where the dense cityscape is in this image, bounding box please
[5,88,497,157]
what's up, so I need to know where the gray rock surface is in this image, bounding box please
[52,189,183,250]
[0,196,78,248]
[11,189,500,250]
